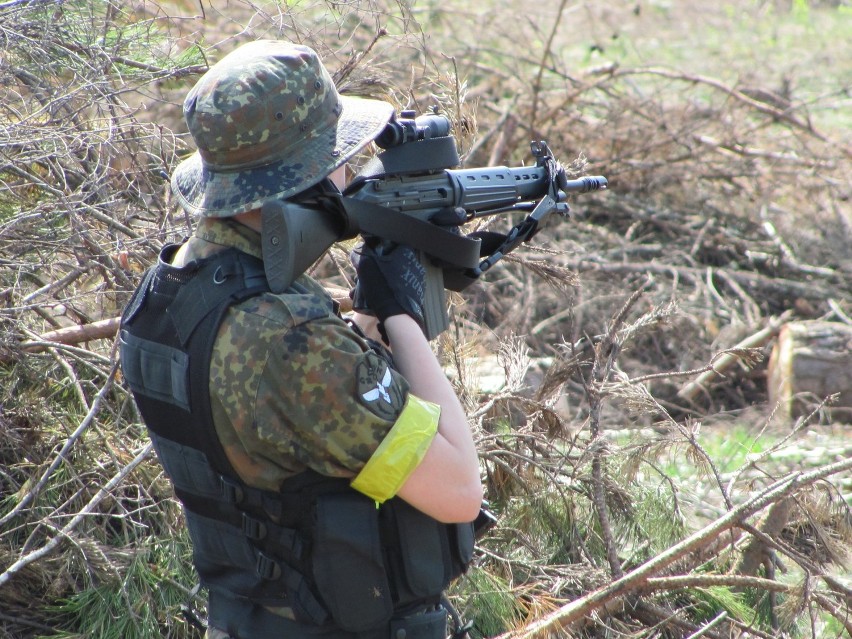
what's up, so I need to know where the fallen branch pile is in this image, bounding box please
[0,1,849,638]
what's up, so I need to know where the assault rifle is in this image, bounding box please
[260,110,607,339]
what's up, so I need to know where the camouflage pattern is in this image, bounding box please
[182,218,412,493]
[171,40,394,217]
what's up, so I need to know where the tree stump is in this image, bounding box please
[767,320,852,422]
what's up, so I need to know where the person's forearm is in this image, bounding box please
[384,316,471,443]
[384,315,482,521]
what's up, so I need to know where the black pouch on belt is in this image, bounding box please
[390,607,448,639]
[312,493,394,632]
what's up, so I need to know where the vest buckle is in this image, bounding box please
[242,513,267,541]
[256,551,282,580]
[220,475,245,504]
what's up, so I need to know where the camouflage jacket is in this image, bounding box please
[175,218,439,499]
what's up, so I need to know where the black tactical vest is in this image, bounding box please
[119,244,475,639]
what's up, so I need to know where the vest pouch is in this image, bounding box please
[449,522,475,577]
[185,509,274,597]
[389,500,446,597]
[390,607,447,639]
[149,435,221,500]
[312,493,393,632]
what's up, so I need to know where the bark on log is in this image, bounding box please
[767,320,852,422]
[20,317,121,349]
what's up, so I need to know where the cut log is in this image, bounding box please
[9,287,353,358]
[678,311,792,403]
[767,320,852,422]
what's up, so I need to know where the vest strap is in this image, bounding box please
[168,250,268,346]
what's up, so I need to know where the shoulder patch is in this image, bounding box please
[356,353,405,421]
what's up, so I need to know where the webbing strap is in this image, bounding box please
[338,135,480,270]
[168,251,268,346]
[338,196,481,270]
[176,487,305,570]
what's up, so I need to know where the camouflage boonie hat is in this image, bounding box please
[171,40,394,217]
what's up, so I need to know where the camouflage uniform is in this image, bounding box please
[182,217,436,494]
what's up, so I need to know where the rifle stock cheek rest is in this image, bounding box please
[261,200,349,294]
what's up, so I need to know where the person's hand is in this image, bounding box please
[350,241,426,337]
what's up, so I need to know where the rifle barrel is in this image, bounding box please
[562,176,608,193]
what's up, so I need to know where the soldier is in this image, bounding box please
[119,40,482,639]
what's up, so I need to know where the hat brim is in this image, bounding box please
[171,95,394,217]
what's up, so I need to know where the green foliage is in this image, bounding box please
[658,424,778,482]
[791,0,812,22]
[37,534,201,639]
[622,483,687,562]
[502,488,582,565]
[36,0,200,74]
[451,567,527,639]
[688,585,752,625]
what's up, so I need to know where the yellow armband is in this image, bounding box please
[350,394,440,503]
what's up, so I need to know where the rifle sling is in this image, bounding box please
[338,195,481,271]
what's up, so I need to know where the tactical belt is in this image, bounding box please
[207,592,448,639]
